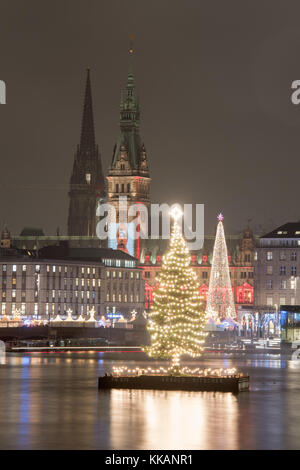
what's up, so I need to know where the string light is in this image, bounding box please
[206,213,236,322]
[143,212,207,373]
[112,365,242,378]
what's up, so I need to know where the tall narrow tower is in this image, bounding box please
[68,69,106,236]
[107,43,151,257]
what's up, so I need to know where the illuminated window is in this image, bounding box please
[279,297,286,306]
[266,297,273,306]
[22,265,26,272]
[280,280,287,289]
[2,265,6,272]
[266,265,273,275]
[266,252,273,261]
[12,265,17,272]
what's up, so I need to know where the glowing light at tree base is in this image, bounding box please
[112,365,242,378]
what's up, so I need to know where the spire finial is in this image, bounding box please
[129,34,134,55]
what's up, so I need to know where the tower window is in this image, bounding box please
[86,173,91,184]
[127,183,130,192]
[121,164,125,170]
[116,184,119,193]
[121,184,124,192]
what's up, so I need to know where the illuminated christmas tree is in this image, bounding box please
[206,213,236,322]
[144,208,207,372]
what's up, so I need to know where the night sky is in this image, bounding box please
[1,0,300,237]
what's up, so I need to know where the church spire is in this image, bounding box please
[67,69,106,237]
[80,68,95,153]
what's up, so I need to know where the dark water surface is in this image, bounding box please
[0,353,299,449]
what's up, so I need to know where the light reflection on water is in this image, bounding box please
[0,353,300,449]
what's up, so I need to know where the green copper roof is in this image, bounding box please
[111,48,141,170]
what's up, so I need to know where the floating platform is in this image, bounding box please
[98,374,249,393]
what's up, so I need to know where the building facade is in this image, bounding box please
[254,222,300,308]
[0,245,144,320]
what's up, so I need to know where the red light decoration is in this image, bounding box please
[236,282,253,304]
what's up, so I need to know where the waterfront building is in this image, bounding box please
[251,221,300,336]
[0,243,144,320]
[254,221,300,308]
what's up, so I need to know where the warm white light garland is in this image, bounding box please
[143,214,207,371]
[112,365,241,377]
[206,214,236,322]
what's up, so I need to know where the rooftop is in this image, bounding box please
[261,222,300,239]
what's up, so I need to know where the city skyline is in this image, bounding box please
[1,1,300,237]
